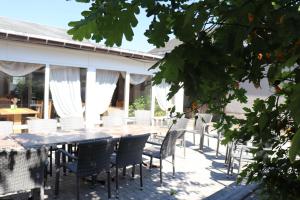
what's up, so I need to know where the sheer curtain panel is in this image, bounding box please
[50,67,83,118]
[91,69,119,123]
[0,61,43,76]
[153,80,171,111]
[121,72,148,85]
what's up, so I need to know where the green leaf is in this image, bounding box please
[289,129,300,161]
[288,84,300,124]
[243,107,251,113]
[259,112,268,133]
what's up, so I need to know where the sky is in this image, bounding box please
[0,0,155,52]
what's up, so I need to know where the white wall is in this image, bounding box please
[0,40,188,126]
[225,78,273,115]
[0,40,156,75]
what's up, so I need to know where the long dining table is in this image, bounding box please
[3,125,168,149]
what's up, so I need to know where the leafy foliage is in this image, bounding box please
[129,95,166,117]
[69,0,300,199]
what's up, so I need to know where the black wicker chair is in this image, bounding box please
[0,147,48,200]
[143,130,183,185]
[111,133,150,198]
[54,138,117,200]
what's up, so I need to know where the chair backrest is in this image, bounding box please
[194,114,213,133]
[169,117,189,131]
[169,117,189,138]
[0,121,13,139]
[160,130,182,159]
[0,147,48,195]
[116,133,150,167]
[27,119,57,134]
[59,117,85,130]
[77,139,117,177]
[135,110,151,126]
[102,115,124,127]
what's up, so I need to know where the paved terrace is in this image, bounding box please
[9,131,237,200]
[45,132,235,200]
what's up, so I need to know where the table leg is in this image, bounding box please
[13,115,22,134]
[62,144,67,176]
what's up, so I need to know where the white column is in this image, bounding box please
[124,72,130,118]
[150,82,155,125]
[175,87,184,113]
[43,64,50,119]
[85,66,97,128]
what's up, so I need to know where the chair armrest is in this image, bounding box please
[185,130,201,134]
[205,122,215,126]
[203,122,215,130]
[176,128,187,132]
[153,135,165,139]
[146,140,162,146]
[57,148,78,160]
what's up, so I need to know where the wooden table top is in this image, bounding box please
[0,108,38,115]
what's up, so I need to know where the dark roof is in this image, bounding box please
[0,16,161,61]
[148,38,182,56]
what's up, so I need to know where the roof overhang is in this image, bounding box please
[0,29,163,61]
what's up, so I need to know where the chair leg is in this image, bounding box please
[172,154,175,177]
[107,171,111,199]
[193,133,195,144]
[149,157,153,169]
[116,167,119,199]
[216,139,220,158]
[54,151,60,197]
[76,176,80,200]
[237,161,242,182]
[199,134,204,151]
[122,167,126,177]
[227,156,232,175]
[32,187,44,200]
[62,145,66,176]
[44,167,47,187]
[225,145,229,164]
[49,147,53,176]
[140,163,143,190]
[160,158,163,186]
[91,175,96,188]
[68,144,73,161]
[40,186,45,200]
[132,165,135,179]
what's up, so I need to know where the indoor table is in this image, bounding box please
[0,108,38,133]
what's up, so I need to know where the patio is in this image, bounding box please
[0,17,259,200]
[6,132,235,200]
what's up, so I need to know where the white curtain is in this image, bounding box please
[153,80,171,111]
[0,61,43,76]
[50,67,83,118]
[121,72,148,85]
[94,69,119,115]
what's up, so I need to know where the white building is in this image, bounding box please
[0,17,184,128]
